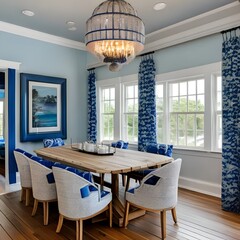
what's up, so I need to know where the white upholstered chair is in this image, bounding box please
[124,158,182,239]
[14,149,34,206]
[28,156,57,225]
[52,165,112,240]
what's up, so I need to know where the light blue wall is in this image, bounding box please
[95,33,222,80]
[0,31,88,154]
[0,31,222,154]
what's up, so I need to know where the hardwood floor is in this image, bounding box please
[0,188,239,240]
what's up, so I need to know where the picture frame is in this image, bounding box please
[20,73,67,142]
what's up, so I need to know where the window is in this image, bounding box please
[97,63,222,152]
[100,87,115,141]
[156,84,165,143]
[168,79,205,147]
[215,75,222,150]
[123,83,138,142]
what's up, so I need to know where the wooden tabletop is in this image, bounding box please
[34,145,173,174]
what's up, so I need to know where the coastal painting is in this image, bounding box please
[29,81,61,133]
[20,73,67,142]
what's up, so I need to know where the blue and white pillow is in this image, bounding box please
[43,138,65,148]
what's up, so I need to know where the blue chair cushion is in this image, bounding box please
[31,156,55,169]
[43,138,65,148]
[158,144,173,157]
[15,148,35,159]
[145,143,173,157]
[111,140,129,149]
[53,163,93,183]
[145,143,158,154]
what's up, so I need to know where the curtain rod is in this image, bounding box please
[87,67,95,71]
[221,26,240,34]
[139,51,155,57]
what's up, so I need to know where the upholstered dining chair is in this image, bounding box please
[125,143,173,191]
[13,148,37,206]
[43,138,65,148]
[28,156,57,225]
[52,164,112,240]
[124,158,182,240]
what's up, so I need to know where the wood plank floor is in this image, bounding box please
[0,188,239,240]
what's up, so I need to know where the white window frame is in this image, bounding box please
[96,62,222,152]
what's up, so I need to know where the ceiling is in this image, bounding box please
[0,0,237,44]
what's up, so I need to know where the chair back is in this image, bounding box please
[28,157,57,201]
[126,158,182,210]
[52,166,112,219]
[43,138,64,148]
[111,140,128,149]
[14,149,33,188]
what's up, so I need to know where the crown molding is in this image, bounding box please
[0,60,21,70]
[0,2,239,60]
[0,21,85,51]
[142,1,240,54]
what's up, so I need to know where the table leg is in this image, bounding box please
[111,173,145,227]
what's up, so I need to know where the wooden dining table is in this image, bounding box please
[35,145,173,226]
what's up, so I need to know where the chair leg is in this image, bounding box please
[43,201,49,225]
[123,201,130,228]
[32,199,38,216]
[125,176,130,192]
[100,173,105,187]
[76,220,80,240]
[171,207,177,224]
[160,210,167,239]
[79,219,83,240]
[109,202,112,227]
[122,174,126,187]
[25,188,31,206]
[20,189,24,202]
[56,214,64,233]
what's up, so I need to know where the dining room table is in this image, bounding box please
[34,144,173,226]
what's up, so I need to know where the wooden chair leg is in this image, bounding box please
[171,207,177,223]
[123,201,130,228]
[125,176,130,192]
[20,189,24,202]
[25,188,31,206]
[109,202,112,228]
[100,173,105,187]
[160,210,167,239]
[43,201,49,225]
[56,214,64,233]
[122,174,126,187]
[32,199,38,216]
[76,220,80,240]
[79,219,83,240]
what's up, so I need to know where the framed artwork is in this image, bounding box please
[20,73,67,142]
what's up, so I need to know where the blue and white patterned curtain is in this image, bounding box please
[221,27,240,214]
[138,54,157,151]
[87,69,97,143]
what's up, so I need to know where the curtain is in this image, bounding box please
[221,27,240,214]
[87,69,97,143]
[138,54,157,151]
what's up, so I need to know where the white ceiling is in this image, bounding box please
[0,0,237,43]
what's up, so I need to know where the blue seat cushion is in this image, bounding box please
[53,163,93,183]
[145,143,158,154]
[15,148,35,159]
[145,143,173,157]
[158,144,173,157]
[31,156,55,169]
[43,138,65,148]
[111,140,128,149]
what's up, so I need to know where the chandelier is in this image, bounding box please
[85,0,145,72]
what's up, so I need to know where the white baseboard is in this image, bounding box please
[179,176,221,198]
